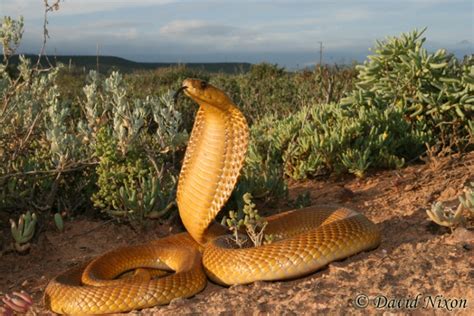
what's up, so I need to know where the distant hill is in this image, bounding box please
[2,54,252,74]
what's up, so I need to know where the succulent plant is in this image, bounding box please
[246,97,427,182]
[54,212,64,232]
[9,211,37,252]
[225,193,272,248]
[340,148,372,178]
[458,183,474,213]
[1,291,33,314]
[426,202,464,228]
[427,183,474,229]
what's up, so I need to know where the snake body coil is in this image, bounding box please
[44,79,381,314]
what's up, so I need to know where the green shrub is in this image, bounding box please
[294,65,356,106]
[124,66,210,130]
[232,113,288,207]
[247,102,429,180]
[0,17,189,223]
[341,28,473,149]
[204,63,356,130]
[86,71,188,222]
[234,63,298,123]
[240,29,471,185]
[0,53,94,212]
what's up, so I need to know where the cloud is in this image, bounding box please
[1,0,180,19]
[85,20,151,30]
[156,8,372,53]
[333,8,371,22]
[159,20,269,51]
[58,0,179,15]
[160,20,240,37]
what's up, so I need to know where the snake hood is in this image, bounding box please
[175,78,249,245]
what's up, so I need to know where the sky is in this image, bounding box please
[1,0,473,68]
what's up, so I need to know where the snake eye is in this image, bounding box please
[200,81,208,89]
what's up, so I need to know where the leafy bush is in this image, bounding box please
[341,28,473,150]
[294,65,355,106]
[0,17,188,223]
[213,63,355,125]
[125,66,210,130]
[246,102,429,180]
[241,29,472,184]
[0,54,94,212]
[83,71,188,222]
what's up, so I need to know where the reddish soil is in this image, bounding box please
[1,152,473,315]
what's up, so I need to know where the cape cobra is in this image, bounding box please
[44,79,381,314]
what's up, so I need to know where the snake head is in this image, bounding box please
[180,78,234,110]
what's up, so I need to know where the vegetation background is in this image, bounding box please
[0,12,472,248]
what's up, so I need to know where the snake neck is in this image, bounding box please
[176,101,249,245]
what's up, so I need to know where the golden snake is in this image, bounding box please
[44,79,381,314]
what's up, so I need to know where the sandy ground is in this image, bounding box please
[1,152,473,315]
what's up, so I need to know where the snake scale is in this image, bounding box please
[44,79,381,314]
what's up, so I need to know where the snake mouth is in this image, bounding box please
[173,85,188,105]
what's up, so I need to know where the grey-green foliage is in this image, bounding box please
[124,66,210,131]
[153,94,189,151]
[0,47,92,211]
[89,72,188,222]
[247,102,429,179]
[341,28,473,146]
[0,16,24,59]
[44,66,84,167]
[1,16,189,223]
